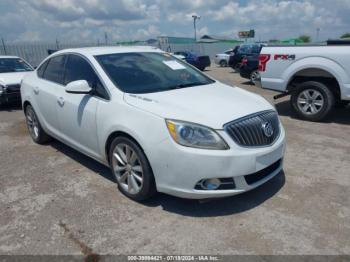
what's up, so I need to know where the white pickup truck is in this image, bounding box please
[258,45,350,121]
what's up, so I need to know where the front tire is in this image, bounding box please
[25,104,51,144]
[291,81,335,121]
[109,136,156,201]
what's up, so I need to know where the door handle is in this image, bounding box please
[57,97,65,106]
[33,86,39,94]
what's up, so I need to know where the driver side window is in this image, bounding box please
[64,54,109,100]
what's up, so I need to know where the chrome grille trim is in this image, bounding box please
[224,110,280,147]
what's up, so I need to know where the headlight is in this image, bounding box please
[166,120,229,150]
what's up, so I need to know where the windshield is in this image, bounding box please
[0,58,33,73]
[95,52,214,94]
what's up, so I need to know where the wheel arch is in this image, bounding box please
[105,130,145,165]
[22,100,32,112]
[287,67,341,101]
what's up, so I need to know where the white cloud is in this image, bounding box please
[0,0,349,42]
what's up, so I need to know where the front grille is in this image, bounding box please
[224,110,280,147]
[245,159,282,185]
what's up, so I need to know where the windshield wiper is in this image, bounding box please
[168,82,204,90]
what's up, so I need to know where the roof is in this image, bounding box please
[52,46,162,56]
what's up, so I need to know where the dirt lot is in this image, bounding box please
[0,66,349,256]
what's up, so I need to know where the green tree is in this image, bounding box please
[340,33,350,39]
[298,35,311,43]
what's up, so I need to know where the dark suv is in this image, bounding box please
[228,44,263,71]
[174,51,211,71]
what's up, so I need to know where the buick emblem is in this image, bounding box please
[262,122,274,138]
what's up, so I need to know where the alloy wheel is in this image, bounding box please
[112,143,143,195]
[26,107,39,139]
[297,89,325,115]
[250,70,260,85]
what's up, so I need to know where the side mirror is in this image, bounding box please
[65,80,92,94]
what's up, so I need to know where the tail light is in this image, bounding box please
[241,57,248,65]
[258,54,271,72]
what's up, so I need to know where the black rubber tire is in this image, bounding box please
[291,81,335,122]
[108,136,157,201]
[250,70,259,85]
[25,104,52,144]
[198,66,205,71]
[219,60,227,67]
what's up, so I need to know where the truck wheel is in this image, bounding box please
[219,60,227,67]
[291,81,335,121]
[250,70,260,85]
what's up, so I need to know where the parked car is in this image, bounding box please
[173,51,211,71]
[258,45,350,121]
[21,46,285,201]
[214,46,239,67]
[239,54,260,85]
[229,44,263,72]
[0,56,34,105]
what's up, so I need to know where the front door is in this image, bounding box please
[56,54,108,159]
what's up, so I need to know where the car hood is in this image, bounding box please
[123,82,274,129]
[0,72,30,86]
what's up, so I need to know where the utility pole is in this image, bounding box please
[1,37,7,55]
[192,15,201,41]
[104,32,108,45]
[55,38,60,50]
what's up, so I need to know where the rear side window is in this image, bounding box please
[64,54,109,99]
[43,55,66,84]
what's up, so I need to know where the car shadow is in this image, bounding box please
[241,81,254,86]
[49,140,116,183]
[143,171,285,217]
[48,139,285,217]
[275,100,350,125]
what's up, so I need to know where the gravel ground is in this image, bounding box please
[0,66,349,256]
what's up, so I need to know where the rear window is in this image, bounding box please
[0,58,33,73]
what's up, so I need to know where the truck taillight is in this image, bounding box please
[258,54,271,72]
[241,58,248,65]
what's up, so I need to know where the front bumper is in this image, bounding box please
[150,126,286,199]
[0,92,21,104]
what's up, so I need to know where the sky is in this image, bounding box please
[0,0,349,43]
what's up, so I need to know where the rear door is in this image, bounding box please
[34,55,66,135]
[56,54,109,158]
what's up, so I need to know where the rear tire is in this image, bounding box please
[291,81,335,121]
[250,70,260,85]
[109,136,157,201]
[25,104,51,144]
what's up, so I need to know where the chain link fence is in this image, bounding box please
[0,41,237,67]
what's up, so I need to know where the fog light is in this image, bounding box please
[202,178,221,190]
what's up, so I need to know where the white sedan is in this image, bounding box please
[0,56,34,105]
[21,46,285,201]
